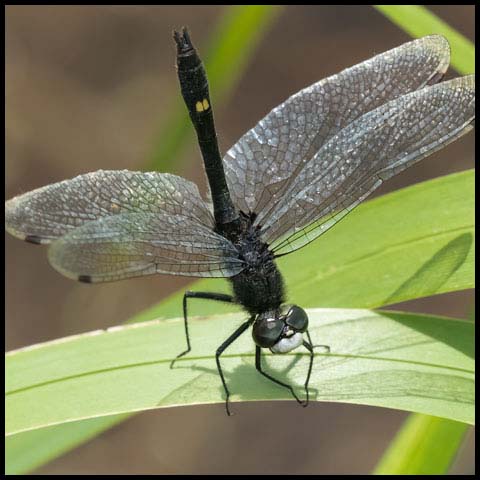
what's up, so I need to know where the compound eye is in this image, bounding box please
[252,318,284,348]
[285,305,308,333]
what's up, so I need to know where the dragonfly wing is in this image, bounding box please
[48,212,244,282]
[260,75,475,255]
[223,35,450,218]
[5,170,214,244]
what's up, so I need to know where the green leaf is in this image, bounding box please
[5,415,130,475]
[6,308,474,439]
[147,5,281,172]
[373,413,470,474]
[374,5,475,74]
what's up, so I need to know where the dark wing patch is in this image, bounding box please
[25,235,43,245]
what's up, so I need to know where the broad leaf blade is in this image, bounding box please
[6,308,474,437]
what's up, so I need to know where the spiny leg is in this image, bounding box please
[216,318,252,416]
[170,291,234,368]
[255,346,305,406]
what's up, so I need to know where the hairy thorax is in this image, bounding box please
[227,212,285,315]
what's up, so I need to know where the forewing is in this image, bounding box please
[48,212,244,282]
[5,170,214,243]
[224,35,450,217]
[260,75,475,255]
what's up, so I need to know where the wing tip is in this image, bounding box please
[5,227,48,245]
[421,34,450,54]
[421,34,451,85]
[6,196,52,244]
[49,260,93,284]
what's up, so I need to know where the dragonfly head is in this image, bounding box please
[252,305,308,353]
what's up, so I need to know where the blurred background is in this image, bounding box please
[5,5,474,475]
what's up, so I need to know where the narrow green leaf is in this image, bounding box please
[6,308,474,437]
[147,5,281,171]
[374,5,475,74]
[373,413,470,474]
[5,415,129,475]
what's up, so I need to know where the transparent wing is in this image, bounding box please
[48,212,244,282]
[224,35,450,218]
[5,170,214,244]
[260,75,475,255]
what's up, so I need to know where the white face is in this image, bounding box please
[270,332,304,353]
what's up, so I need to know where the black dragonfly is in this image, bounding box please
[5,29,475,415]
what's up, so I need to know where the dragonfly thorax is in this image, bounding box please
[229,215,285,315]
[230,253,284,315]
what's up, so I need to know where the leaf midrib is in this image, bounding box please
[6,348,472,398]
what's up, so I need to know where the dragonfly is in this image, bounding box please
[5,29,475,415]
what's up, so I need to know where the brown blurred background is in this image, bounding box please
[5,5,474,475]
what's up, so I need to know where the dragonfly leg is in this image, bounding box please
[170,291,234,368]
[302,330,315,406]
[216,318,252,416]
[255,346,306,406]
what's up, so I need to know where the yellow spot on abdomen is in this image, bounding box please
[195,99,210,112]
